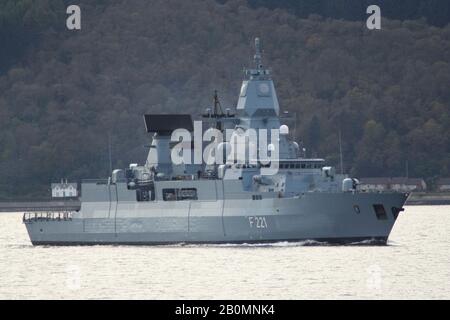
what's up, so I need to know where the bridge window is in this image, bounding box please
[163,189,177,201]
[289,164,295,169]
[252,195,262,200]
[178,188,198,200]
[295,164,300,169]
[163,188,198,201]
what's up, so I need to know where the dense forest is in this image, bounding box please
[247,0,450,27]
[0,0,449,198]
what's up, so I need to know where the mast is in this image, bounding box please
[213,90,224,130]
[237,38,279,116]
[254,37,262,71]
[213,90,223,117]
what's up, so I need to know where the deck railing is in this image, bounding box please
[23,211,74,223]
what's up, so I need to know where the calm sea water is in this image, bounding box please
[0,205,449,299]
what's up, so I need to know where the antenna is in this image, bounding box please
[339,129,344,175]
[254,37,262,70]
[211,90,225,130]
[213,90,224,116]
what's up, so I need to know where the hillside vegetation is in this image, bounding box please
[0,0,449,198]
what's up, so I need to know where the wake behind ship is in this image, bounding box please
[24,38,408,245]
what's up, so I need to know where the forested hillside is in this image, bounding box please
[248,0,450,27]
[0,0,449,198]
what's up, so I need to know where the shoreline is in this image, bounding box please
[405,192,450,206]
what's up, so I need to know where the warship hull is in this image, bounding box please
[25,191,408,245]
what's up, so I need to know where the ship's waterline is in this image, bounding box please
[1,205,449,299]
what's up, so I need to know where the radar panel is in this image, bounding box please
[143,114,193,134]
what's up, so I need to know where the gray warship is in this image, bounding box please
[24,38,408,245]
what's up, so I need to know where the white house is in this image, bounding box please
[358,178,390,192]
[359,177,427,192]
[51,180,78,198]
[390,177,427,192]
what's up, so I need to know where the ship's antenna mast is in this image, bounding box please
[213,90,224,130]
[213,90,224,117]
[254,37,262,70]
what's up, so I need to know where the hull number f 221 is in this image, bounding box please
[248,216,268,229]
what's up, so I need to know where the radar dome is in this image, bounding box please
[280,125,289,135]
